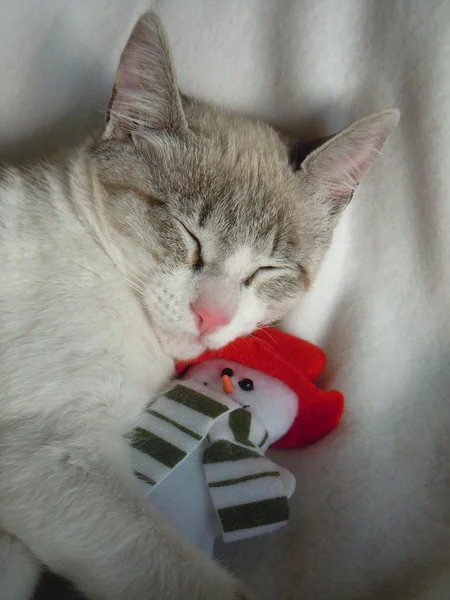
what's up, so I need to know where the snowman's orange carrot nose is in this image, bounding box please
[222,374,234,394]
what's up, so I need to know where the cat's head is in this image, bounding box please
[91,12,398,360]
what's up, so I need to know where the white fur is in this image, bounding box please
[0,159,251,600]
[224,247,254,277]
[0,532,40,600]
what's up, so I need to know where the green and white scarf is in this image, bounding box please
[129,381,294,542]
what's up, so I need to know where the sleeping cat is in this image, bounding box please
[0,10,398,600]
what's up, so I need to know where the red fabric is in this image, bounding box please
[176,327,344,449]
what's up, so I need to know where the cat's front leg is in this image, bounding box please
[0,426,254,600]
[0,531,40,600]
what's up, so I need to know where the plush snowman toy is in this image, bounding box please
[129,328,344,557]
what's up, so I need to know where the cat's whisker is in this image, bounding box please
[255,327,280,348]
[248,333,274,351]
[123,263,149,290]
[97,228,150,290]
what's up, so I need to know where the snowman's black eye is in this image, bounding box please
[238,378,254,391]
[221,367,234,377]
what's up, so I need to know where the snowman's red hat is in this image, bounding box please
[176,327,344,449]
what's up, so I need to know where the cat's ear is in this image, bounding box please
[300,109,399,219]
[105,11,187,140]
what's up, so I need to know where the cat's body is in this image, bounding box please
[0,155,176,597]
[0,11,398,600]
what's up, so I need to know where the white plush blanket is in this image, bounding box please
[2,1,449,599]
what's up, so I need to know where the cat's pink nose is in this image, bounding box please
[192,304,231,336]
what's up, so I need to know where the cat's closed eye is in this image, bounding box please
[179,222,204,270]
[244,266,284,287]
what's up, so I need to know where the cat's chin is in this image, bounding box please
[156,325,256,361]
[174,343,207,361]
[204,324,256,351]
[155,329,207,361]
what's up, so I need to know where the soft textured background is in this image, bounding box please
[1,1,449,599]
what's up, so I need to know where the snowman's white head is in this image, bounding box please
[182,358,298,444]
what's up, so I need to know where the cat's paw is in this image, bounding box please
[180,549,258,600]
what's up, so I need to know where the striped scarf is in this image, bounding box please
[129,381,295,542]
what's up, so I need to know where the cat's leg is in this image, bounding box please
[0,530,40,600]
[0,429,254,600]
